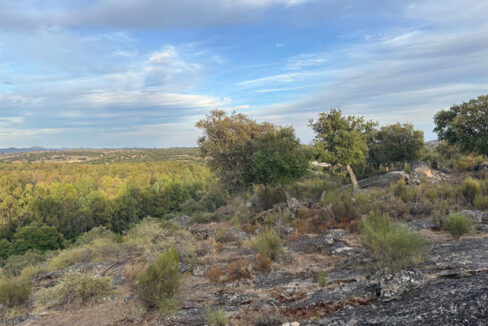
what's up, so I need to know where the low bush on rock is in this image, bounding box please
[474,195,488,210]
[442,213,473,239]
[0,276,31,307]
[252,229,282,261]
[136,247,180,313]
[206,307,228,326]
[254,254,272,273]
[359,214,427,271]
[3,250,47,277]
[461,177,481,204]
[36,273,112,308]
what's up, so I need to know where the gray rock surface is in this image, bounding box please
[380,270,426,302]
[357,171,410,188]
[316,271,488,326]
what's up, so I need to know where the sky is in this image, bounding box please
[0,0,487,148]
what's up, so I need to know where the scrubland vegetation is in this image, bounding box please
[0,95,486,325]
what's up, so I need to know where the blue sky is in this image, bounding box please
[0,0,487,147]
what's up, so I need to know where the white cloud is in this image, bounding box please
[77,90,229,109]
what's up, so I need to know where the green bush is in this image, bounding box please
[461,177,481,203]
[317,272,326,288]
[390,178,418,203]
[136,247,180,313]
[474,195,488,210]
[207,307,228,326]
[36,273,112,307]
[215,227,234,243]
[442,213,473,239]
[3,250,46,277]
[252,229,282,261]
[0,277,31,307]
[0,239,11,261]
[74,226,118,246]
[359,214,427,271]
[9,225,64,256]
[286,175,338,201]
[48,238,124,270]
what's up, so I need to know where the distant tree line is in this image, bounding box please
[0,162,211,258]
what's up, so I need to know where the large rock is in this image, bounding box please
[357,171,410,189]
[316,271,488,326]
[380,270,426,302]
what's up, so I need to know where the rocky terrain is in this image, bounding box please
[2,163,488,326]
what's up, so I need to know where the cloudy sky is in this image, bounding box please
[0,0,487,147]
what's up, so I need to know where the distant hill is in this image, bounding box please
[0,147,53,154]
[0,147,200,163]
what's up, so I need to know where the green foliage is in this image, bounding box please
[359,214,427,271]
[461,177,481,203]
[207,307,228,326]
[285,175,338,201]
[0,276,31,307]
[47,238,125,270]
[136,247,180,313]
[321,190,376,220]
[309,109,377,182]
[317,272,326,288]
[390,178,418,202]
[215,227,234,243]
[442,213,473,239]
[196,110,275,191]
[36,273,112,307]
[9,225,63,256]
[434,95,488,155]
[0,161,211,240]
[368,123,424,168]
[3,250,46,277]
[0,239,11,261]
[252,128,310,185]
[252,229,282,261]
[197,110,309,191]
[474,195,488,210]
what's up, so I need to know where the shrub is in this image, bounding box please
[252,229,282,261]
[252,186,287,211]
[36,273,112,307]
[254,254,272,273]
[461,177,481,203]
[226,259,250,282]
[136,247,180,313]
[0,277,31,307]
[390,178,418,203]
[74,226,118,246]
[0,239,11,261]
[359,214,427,271]
[3,250,46,277]
[48,238,124,270]
[317,272,326,288]
[286,176,338,201]
[215,226,235,243]
[205,267,225,284]
[207,307,228,326]
[9,225,64,256]
[442,213,473,239]
[474,195,488,210]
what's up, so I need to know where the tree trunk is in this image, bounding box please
[346,164,359,190]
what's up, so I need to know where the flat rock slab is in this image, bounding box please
[422,236,488,274]
[316,271,488,326]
